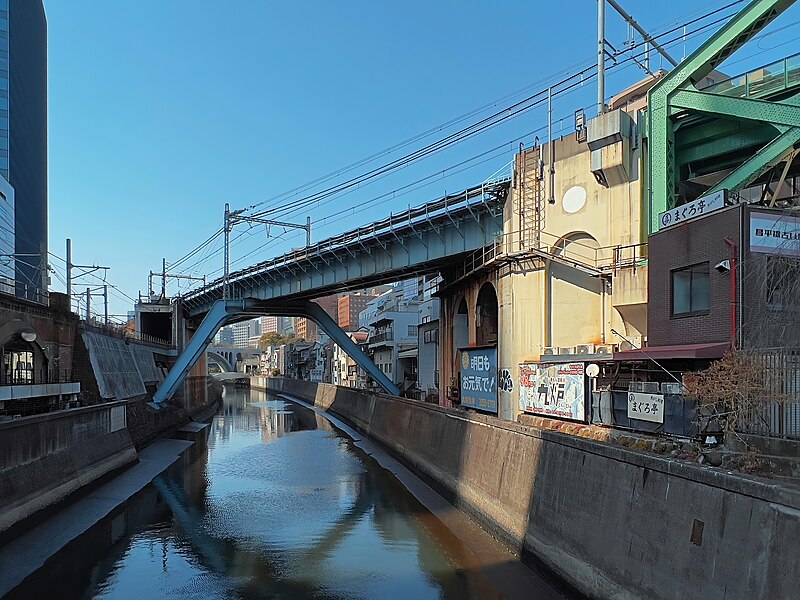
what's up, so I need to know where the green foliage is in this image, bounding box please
[259,332,296,349]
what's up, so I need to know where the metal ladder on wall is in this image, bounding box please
[519,139,544,250]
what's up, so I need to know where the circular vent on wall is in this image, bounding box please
[562,186,587,214]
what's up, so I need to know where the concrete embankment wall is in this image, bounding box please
[0,401,137,534]
[81,332,151,400]
[253,377,800,600]
[0,324,222,534]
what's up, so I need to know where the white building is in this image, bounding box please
[417,297,440,401]
[362,288,420,391]
[232,318,261,347]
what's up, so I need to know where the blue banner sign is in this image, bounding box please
[459,346,498,413]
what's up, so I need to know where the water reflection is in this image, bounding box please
[7,389,547,600]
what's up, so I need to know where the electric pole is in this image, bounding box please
[66,239,110,314]
[222,203,312,299]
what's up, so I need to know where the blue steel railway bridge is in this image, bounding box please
[153,0,800,409]
[152,181,510,406]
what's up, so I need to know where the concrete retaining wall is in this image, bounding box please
[0,401,137,533]
[253,377,800,600]
[82,332,147,400]
[129,342,163,384]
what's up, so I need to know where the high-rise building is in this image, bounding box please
[216,326,234,346]
[261,316,278,335]
[294,317,318,343]
[2,1,47,302]
[232,318,261,347]
[338,293,371,331]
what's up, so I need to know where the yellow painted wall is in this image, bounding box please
[496,117,648,418]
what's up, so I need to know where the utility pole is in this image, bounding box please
[148,267,207,300]
[598,0,605,115]
[222,203,312,299]
[66,239,110,314]
[104,285,109,325]
[606,0,678,68]
[66,238,72,300]
[161,257,167,298]
[85,287,91,321]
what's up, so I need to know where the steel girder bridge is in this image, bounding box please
[151,182,509,406]
[647,0,800,232]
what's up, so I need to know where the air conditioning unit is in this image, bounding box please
[642,382,660,394]
[661,382,685,395]
[619,336,643,352]
[542,346,556,355]
[575,344,596,355]
[558,347,576,355]
[595,344,615,355]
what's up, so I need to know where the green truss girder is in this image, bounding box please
[671,90,800,127]
[677,120,777,164]
[707,126,800,194]
[646,0,796,233]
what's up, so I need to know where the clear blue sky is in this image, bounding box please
[45,0,800,319]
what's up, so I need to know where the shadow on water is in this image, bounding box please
[4,388,570,600]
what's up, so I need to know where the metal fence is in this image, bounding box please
[737,347,800,439]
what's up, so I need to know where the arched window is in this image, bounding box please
[476,283,498,346]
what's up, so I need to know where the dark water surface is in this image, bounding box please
[7,389,577,600]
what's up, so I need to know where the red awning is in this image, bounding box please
[613,342,730,361]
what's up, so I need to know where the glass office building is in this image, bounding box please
[0,0,47,302]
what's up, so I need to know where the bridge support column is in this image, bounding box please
[302,301,400,397]
[151,299,249,407]
[152,298,400,408]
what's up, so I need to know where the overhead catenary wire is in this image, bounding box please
[171,0,775,293]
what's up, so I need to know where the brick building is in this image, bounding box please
[338,294,371,331]
[646,203,800,352]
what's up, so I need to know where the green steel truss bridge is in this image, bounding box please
[647,0,800,232]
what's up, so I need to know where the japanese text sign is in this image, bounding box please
[627,392,665,424]
[459,347,498,413]
[519,362,586,421]
[750,213,800,256]
[658,190,725,230]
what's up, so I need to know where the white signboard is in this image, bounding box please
[658,190,726,230]
[627,392,665,424]
[750,213,800,256]
[519,362,586,421]
[110,405,127,432]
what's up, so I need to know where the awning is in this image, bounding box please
[613,342,730,361]
[397,348,418,359]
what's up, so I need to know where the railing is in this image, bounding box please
[444,229,648,286]
[181,180,510,303]
[83,321,173,348]
[124,329,173,348]
[0,370,74,386]
[738,347,800,440]
[702,52,800,100]
[370,330,394,344]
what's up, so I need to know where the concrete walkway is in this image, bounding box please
[0,438,193,597]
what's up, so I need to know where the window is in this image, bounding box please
[423,329,439,344]
[766,257,800,309]
[672,263,710,316]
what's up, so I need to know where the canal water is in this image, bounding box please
[7,389,577,600]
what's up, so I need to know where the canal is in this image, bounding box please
[6,389,579,600]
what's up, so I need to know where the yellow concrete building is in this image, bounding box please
[439,77,657,420]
